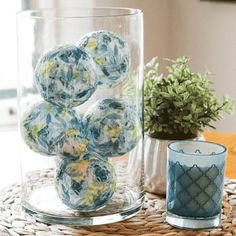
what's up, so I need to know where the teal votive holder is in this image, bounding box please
[166,140,227,230]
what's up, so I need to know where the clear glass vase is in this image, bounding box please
[17,8,144,226]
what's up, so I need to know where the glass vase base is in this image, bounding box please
[21,168,144,226]
[22,203,143,226]
[166,212,220,230]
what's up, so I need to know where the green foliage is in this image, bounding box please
[144,56,233,137]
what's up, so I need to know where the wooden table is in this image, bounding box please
[204,131,236,179]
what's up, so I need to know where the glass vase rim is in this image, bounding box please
[16,7,143,20]
[168,140,227,157]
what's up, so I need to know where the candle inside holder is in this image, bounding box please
[167,161,224,217]
[166,141,226,230]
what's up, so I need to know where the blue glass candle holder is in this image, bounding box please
[166,140,227,229]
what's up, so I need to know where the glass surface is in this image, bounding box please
[17,8,144,226]
[166,140,227,229]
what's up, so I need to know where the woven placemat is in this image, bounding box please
[0,179,236,236]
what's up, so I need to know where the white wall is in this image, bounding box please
[167,0,236,132]
[22,0,94,9]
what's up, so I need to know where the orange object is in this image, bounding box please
[203,131,236,178]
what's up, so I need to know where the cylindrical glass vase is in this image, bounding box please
[17,8,144,226]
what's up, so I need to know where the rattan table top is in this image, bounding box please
[0,179,236,236]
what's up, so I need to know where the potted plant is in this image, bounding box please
[143,56,233,195]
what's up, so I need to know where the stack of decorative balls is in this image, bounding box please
[21,31,141,212]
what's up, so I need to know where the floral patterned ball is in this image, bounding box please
[21,101,82,156]
[34,44,98,108]
[83,97,141,157]
[77,31,130,87]
[56,128,89,160]
[55,155,116,211]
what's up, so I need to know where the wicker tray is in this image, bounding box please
[0,179,236,236]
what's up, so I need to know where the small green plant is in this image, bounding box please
[144,56,233,139]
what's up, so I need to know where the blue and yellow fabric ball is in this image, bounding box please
[83,97,141,157]
[34,45,98,108]
[56,127,89,160]
[77,31,130,88]
[55,155,116,211]
[21,101,82,156]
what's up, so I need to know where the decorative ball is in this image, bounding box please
[56,128,89,159]
[21,101,82,156]
[77,31,130,87]
[55,156,116,211]
[83,98,141,157]
[34,44,98,108]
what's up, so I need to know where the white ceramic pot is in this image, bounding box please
[129,134,204,195]
[144,135,169,195]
